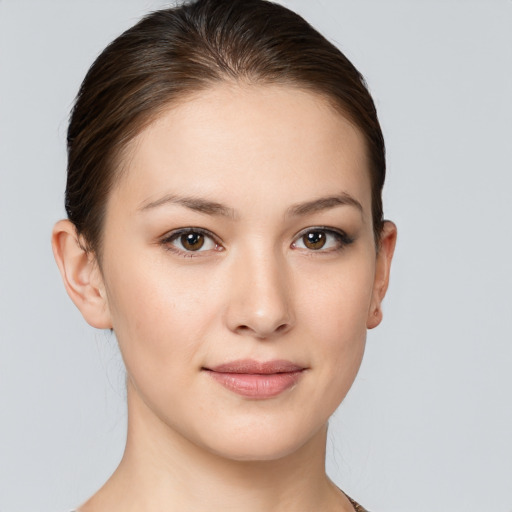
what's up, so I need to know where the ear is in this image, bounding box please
[367,221,397,329]
[51,219,112,329]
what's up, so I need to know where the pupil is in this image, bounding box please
[304,231,326,249]
[182,233,204,250]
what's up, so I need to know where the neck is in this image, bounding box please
[80,381,352,512]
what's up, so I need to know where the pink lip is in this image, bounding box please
[204,359,306,399]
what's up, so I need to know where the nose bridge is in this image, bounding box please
[226,241,294,338]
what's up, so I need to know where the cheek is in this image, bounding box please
[293,254,375,391]
[296,252,375,336]
[102,254,218,378]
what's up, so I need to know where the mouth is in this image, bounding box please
[202,359,306,399]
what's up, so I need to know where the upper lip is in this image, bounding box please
[206,359,305,374]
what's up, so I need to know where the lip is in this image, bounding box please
[204,359,306,399]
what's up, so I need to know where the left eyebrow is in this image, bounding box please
[286,193,364,217]
[138,193,236,219]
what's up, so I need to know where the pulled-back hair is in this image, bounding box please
[66,0,385,256]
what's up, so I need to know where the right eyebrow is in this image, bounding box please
[286,192,364,218]
[138,194,237,219]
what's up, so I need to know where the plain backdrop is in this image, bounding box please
[0,1,511,511]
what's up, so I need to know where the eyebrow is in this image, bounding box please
[286,193,363,217]
[139,194,236,219]
[139,191,363,219]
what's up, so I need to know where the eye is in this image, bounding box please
[292,227,353,252]
[161,228,221,254]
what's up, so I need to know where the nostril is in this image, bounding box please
[234,322,290,338]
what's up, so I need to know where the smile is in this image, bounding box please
[203,359,306,399]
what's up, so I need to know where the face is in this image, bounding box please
[96,84,392,461]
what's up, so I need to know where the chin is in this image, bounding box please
[196,419,327,463]
[208,442,305,463]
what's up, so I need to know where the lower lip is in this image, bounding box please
[206,370,303,398]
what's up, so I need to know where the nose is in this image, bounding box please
[224,248,295,339]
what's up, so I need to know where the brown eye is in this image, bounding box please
[163,228,219,254]
[292,227,353,253]
[180,232,205,251]
[302,231,326,250]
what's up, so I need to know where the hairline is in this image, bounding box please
[88,77,378,262]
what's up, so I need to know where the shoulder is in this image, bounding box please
[346,495,370,512]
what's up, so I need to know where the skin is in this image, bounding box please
[53,83,396,512]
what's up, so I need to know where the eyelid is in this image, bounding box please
[291,226,354,251]
[160,227,224,256]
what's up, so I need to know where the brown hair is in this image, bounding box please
[66,0,385,256]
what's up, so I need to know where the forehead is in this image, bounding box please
[114,83,372,216]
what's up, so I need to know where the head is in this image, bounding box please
[53,0,396,461]
[64,0,386,258]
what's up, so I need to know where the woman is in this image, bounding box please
[52,0,396,510]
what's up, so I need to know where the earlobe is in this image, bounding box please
[366,221,397,329]
[51,219,112,329]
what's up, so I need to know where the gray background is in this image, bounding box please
[1,1,511,511]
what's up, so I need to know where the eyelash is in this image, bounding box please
[160,227,223,257]
[291,226,354,254]
[159,226,353,257]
